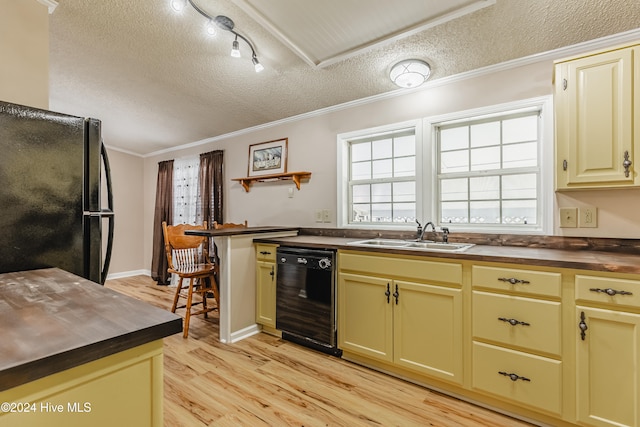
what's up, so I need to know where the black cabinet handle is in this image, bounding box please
[385,283,391,304]
[589,287,633,296]
[579,311,588,340]
[498,371,531,382]
[498,277,530,285]
[269,266,274,279]
[498,317,530,327]
[393,284,399,305]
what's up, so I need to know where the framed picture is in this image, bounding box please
[247,138,288,177]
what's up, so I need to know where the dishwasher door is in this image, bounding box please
[275,247,340,355]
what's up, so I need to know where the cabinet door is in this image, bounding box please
[576,306,640,427]
[338,273,393,363]
[394,280,463,384]
[556,47,634,188]
[256,260,276,327]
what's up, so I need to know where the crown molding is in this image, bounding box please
[37,0,58,14]
[144,27,640,158]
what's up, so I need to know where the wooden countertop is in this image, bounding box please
[253,235,640,275]
[185,226,299,237]
[0,268,182,391]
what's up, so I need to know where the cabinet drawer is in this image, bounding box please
[472,266,561,298]
[472,291,562,356]
[472,342,562,415]
[575,275,640,309]
[256,244,277,262]
[339,252,462,285]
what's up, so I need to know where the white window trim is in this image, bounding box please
[336,119,423,229]
[423,95,554,235]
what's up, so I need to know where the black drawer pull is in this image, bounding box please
[260,251,272,255]
[498,317,530,327]
[589,287,633,296]
[579,311,588,340]
[498,371,531,382]
[498,277,530,285]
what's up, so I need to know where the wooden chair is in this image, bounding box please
[162,221,220,338]
[212,220,248,229]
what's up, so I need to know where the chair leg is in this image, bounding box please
[201,278,209,319]
[209,275,220,308]
[171,276,183,313]
[183,278,195,338]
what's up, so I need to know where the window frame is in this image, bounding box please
[337,120,423,229]
[424,96,554,235]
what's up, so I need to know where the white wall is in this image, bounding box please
[105,148,146,276]
[136,50,640,273]
[0,0,50,109]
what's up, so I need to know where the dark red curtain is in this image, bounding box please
[151,160,173,284]
[198,150,224,226]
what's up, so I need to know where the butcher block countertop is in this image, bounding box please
[253,234,640,275]
[0,268,182,391]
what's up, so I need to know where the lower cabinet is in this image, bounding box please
[575,275,640,427]
[255,244,278,328]
[338,252,463,384]
[0,340,164,427]
[335,250,640,427]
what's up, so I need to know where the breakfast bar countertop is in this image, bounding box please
[0,268,182,391]
[253,234,640,275]
[185,225,299,237]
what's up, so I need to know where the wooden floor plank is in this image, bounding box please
[106,275,535,427]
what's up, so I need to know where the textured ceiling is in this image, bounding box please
[48,0,640,156]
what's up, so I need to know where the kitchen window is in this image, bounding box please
[338,123,420,226]
[338,96,553,233]
[436,111,541,228]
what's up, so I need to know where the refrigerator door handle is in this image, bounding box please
[100,142,115,285]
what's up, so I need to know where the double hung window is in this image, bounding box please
[437,110,540,228]
[347,128,417,225]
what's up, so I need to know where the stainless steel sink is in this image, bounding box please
[347,239,474,252]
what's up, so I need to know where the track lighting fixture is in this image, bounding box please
[231,36,241,58]
[170,0,264,73]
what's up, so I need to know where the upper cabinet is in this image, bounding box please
[554,43,639,190]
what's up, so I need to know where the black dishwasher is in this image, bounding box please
[276,247,341,356]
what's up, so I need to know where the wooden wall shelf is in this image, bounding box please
[232,171,312,192]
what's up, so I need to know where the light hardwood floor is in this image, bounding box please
[106,275,535,427]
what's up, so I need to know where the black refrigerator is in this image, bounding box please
[0,100,114,284]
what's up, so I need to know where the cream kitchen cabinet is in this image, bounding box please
[471,265,564,416]
[575,275,640,427]
[338,251,463,384]
[554,42,640,189]
[255,244,278,328]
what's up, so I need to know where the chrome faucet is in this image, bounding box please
[418,221,436,241]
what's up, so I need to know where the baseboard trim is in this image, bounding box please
[228,324,261,344]
[106,269,150,280]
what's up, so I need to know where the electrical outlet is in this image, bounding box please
[288,187,294,198]
[559,207,577,228]
[322,209,331,223]
[315,210,323,223]
[579,206,597,228]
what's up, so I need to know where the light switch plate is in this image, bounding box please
[322,209,331,223]
[559,207,577,228]
[315,210,323,223]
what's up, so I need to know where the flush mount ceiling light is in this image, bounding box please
[170,0,264,73]
[389,59,431,88]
